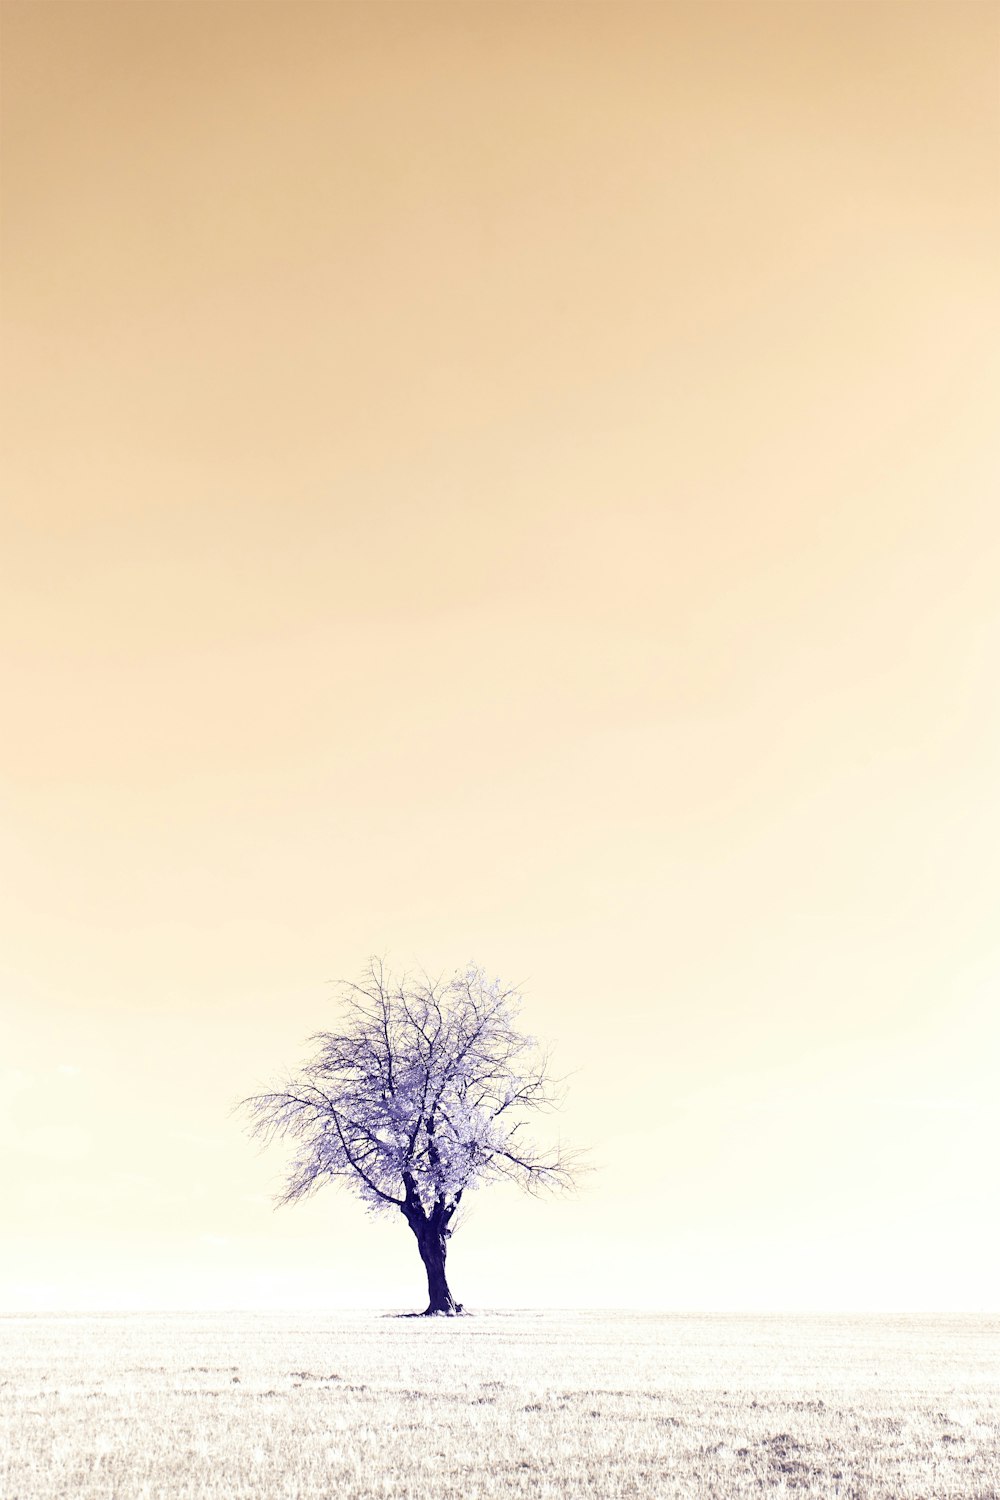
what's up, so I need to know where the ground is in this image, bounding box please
[2,1310,998,1498]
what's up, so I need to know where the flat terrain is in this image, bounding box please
[2,1310,998,1498]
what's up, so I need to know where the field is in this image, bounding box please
[2,1310,998,1499]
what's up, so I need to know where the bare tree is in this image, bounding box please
[241,959,579,1315]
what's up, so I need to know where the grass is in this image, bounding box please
[2,1310,998,1497]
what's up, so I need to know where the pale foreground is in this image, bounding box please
[2,1311,998,1499]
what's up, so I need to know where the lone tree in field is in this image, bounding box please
[241,960,578,1315]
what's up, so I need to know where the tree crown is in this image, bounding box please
[242,960,577,1225]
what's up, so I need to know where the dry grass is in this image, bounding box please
[2,1310,998,1498]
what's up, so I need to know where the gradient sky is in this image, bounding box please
[2,0,999,1313]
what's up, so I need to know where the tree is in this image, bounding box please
[241,959,579,1315]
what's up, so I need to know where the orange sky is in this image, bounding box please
[2,0,999,1312]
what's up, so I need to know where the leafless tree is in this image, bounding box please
[240,959,580,1314]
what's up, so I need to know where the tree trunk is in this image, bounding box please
[415,1225,461,1315]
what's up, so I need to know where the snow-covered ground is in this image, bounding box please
[3,1309,998,1497]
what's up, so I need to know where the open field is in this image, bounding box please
[2,1310,998,1499]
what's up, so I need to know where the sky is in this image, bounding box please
[2,0,998,1314]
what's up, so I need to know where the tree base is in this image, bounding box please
[394,1305,469,1318]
